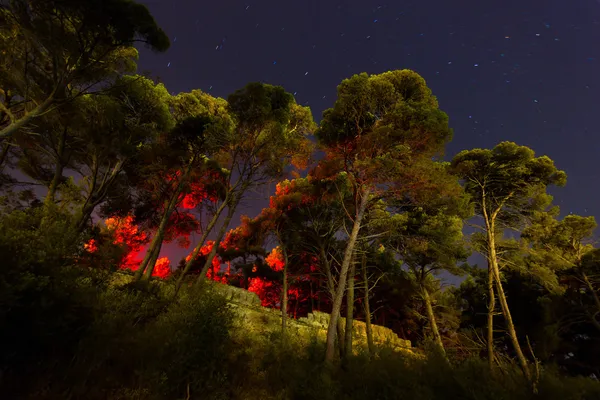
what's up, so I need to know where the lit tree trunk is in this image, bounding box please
[325,186,370,363]
[195,196,240,286]
[422,285,446,357]
[487,259,496,371]
[142,242,162,279]
[134,158,195,281]
[344,256,356,359]
[486,215,531,382]
[337,314,345,360]
[134,194,178,281]
[320,245,345,358]
[175,195,230,292]
[281,244,289,339]
[361,253,375,355]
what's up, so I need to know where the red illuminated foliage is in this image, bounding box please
[83,239,98,253]
[248,275,280,307]
[265,246,285,272]
[104,215,149,272]
[153,257,172,279]
[83,215,173,279]
[184,241,227,283]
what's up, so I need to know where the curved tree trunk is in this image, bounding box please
[135,158,195,281]
[344,257,356,359]
[422,285,446,357]
[361,253,375,355]
[175,195,230,292]
[134,196,178,281]
[325,186,370,363]
[487,219,531,382]
[142,238,163,279]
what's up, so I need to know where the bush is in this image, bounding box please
[141,285,234,399]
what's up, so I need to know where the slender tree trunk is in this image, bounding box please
[195,196,240,286]
[320,245,344,358]
[422,285,446,357]
[487,260,496,371]
[175,195,230,292]
[336,313,345,360]
[134,158,195,281]
[487,219,531,382]
[344,257,356,359]
[142,238,163,279]
[325,186,370,363]
[134,194,178,281]
[361,253,375,355]
[281,244,289,339]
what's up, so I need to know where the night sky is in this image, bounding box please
[135,0,600,268]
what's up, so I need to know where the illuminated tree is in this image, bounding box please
[316,70,456,362]
[391,206,470,356]
[451,141,567,381]
[131,90,229,281]
[523,213,599,331]
[177,82,315,291]
[0,0,169,139]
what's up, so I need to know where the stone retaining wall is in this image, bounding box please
[214,283,412,351]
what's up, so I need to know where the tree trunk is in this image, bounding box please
[325,186,370,363]
[281,244,289,339]
[142,238,163,279]
[175,195,230,292]
[344,257,356,359]
[134,195,178,281]
[422,285,446,357]
[361,253,375,355]
[487,259,496,371]
[134,158,195,281]
[336,313,345,360]
[487,219,531,382]
[319,245,344,358]
[195,196,240,286]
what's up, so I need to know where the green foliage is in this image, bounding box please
[145,285,234,398]
[451,141,567,228]
[0,0,169,139]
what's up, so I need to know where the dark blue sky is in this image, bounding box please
[136,0,600,268]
